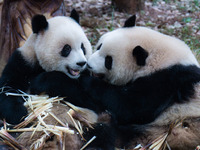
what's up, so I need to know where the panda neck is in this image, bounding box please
[19,34,37,66]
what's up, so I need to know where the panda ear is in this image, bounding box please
[132,46,148,66]
[70,9,79,24]
[124,15,136,27]
[32,15,48,34]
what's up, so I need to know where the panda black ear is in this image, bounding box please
[70,9,79,24]
[124,15,136,27]
[32,15,48,34]
[133,46,148,66]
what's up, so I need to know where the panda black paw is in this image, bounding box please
[0,94,27,124]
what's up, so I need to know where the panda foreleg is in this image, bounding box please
[0,50,42,124]
[31,71,116,149]
[30,71,103,112]
[30,71,84,97]
[0,92,28,124]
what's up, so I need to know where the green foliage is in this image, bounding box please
[182,17,192,23]
[152,0,170,5]
[164,0,170,3]
[192,0,199,7]
[145,21,155,27]
[152,0,160,5]
[109,7,115,31]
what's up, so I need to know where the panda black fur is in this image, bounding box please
[80,15,200,148]
[0,10,93,125]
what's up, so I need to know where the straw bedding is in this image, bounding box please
[1,93,200,150]
[0,93,99,150]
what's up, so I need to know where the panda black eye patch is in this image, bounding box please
[97,43,102,50]
[81,43,86,55]
[61,44,71,57]
[105,56,112,70]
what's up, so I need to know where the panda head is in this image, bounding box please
[29,10,92,79]
[87,15,199,85]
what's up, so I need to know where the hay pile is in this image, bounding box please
[0,92,98,150]
[1,92,200,150]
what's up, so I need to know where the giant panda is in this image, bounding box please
[0,9,92,125]
[79,15,200,149]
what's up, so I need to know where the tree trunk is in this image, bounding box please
[112,0,144,13]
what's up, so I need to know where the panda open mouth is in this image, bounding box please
[67,67,80,76]
[92,72,105,79]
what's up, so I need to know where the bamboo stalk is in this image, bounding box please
[67,109,83,135]
[80,136,96,150]
[49,112,67,127]
[0,129,27,150]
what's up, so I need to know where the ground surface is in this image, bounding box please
[64,0,200,59]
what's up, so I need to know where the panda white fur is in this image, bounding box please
[80,15,200,149]
[0,10,92,125]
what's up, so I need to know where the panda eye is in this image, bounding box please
[81,43,86,55]
[61,44,71,57]
[97,43,102,50]
[105,56,112,70]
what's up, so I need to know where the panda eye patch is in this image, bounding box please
[61,44,71,57]
[105,56,112,70]
[97,43,102,50]
[81,43,86,55]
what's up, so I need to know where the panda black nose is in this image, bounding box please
[77,61,86,67]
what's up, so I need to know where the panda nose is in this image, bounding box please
[77,61,86,67]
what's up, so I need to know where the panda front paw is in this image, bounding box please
[0,94,27,125]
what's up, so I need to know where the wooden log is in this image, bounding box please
[112,0,144,13]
